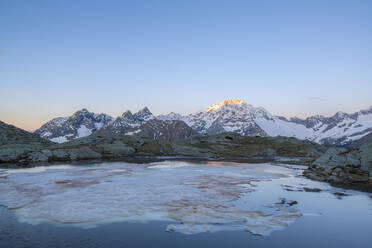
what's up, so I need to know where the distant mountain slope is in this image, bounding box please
[94,109,197,142]
[159,100,372,146]
[34,109,113,143]
[289,107,372,145]
[158,100,313,139]
[34,100,372,146]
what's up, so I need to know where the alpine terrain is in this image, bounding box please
[35,100,372,146]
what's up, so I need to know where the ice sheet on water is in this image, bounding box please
[0,161,315,236]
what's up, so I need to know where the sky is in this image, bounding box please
[1,0,371,130]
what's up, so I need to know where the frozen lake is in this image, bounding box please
[0,161,371,247]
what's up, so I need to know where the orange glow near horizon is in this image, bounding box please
[1,118,44,131]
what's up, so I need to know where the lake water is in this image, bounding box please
[0,161,371,248]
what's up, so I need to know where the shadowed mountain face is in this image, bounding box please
[33,100,372,146]
[0,120,52,164]
[0,121,51,147]
[135,119,198,142]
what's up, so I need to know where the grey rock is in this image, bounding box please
[0,146,32,163]
[304,146,371,188]
[360,143,372,173]
[0,120,51,147]
[206,121,227,135]
[67,147,102,160]
[100,141,135,156]
[312,147,347,167]
[27,151,49,162]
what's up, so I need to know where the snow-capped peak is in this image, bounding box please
[121,110,134,119]
[333,111,348,119]
[205,99,247,112]
[133,107,154,122]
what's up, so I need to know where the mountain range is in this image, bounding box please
[34,99,372,146]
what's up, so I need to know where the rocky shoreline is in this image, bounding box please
[1,119,371,192]
[303,144,372,192]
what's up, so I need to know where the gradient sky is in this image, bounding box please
[1,0,372,130]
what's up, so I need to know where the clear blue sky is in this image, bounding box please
[1,0,371,130]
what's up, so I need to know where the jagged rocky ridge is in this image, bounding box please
[94,107,154,136]
[34,100,372,146]
[93,108,197,142]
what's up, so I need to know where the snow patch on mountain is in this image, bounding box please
[77,125,92,138]
[50,136,68,143]
[254,117,314,140]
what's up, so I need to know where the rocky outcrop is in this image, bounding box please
[0,132,326,168]
[0,121,52,147]
[171,133,325,161]
[0,120,53,164]
[303,145,372,191]
[0,135,145,167]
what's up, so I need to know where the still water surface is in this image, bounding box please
[0,161,371,248]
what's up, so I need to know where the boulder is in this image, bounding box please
[312,147,347,168]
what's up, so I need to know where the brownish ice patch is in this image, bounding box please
[55,179,99,188]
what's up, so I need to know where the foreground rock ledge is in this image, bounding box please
[303,145,372,192]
